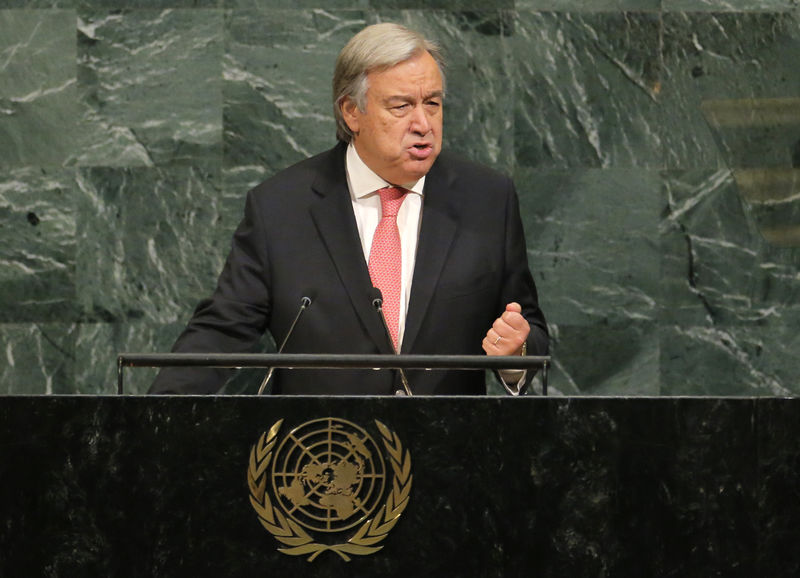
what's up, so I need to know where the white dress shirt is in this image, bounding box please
[345,143,424,350]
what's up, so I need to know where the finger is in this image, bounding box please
[486,326,519,354]
[493,313,525,336]
[484,303,530,356]
[485,329,503,347]
[500,307,528,329]
[482,333,500,355]
[487,336,520,356]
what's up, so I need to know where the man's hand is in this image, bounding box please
[482,302,530,356]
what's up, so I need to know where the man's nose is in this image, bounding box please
[409,105,431,135]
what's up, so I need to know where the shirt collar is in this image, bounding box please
[346,143,426,200]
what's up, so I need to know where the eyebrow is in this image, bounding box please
[384,90,444,104]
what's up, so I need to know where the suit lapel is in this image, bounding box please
[402,158,458,353]
[309,145,393,352]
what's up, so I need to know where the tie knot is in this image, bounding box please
[378,186,407,218]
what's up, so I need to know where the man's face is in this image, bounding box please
[342,50,444,186]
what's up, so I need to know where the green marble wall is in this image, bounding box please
[1,1,798,395]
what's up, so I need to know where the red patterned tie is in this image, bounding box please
[368,186,407,351]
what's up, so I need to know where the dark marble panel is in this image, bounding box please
[546,321,659,395]
[0,168,77,322]
[513,11,663,169]
[0,9,77,168]
[76,321,174,394]
[0,324,75,393]
[227,0,366,7]
[660,322,800,395]
[74,8,223,168]
[517,167,661,325]
[0,396,774,576]
[659,167,800,395]
[660,11,800,169]
[664,0,800,10]
[700,98,800,246]
[518,0,660,9]
[370,0,513,8]
[514,165,662,394]
[0,1,74,7]
[78,0,221,6]
[74,167,229,324]
[223,9,363,173]
[660,169,800,326]
[79,321,279,395]
[705,114,800,171]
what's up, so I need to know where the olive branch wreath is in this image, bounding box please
[247,419,413,562]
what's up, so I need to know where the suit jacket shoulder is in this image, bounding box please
[248,142,348,202]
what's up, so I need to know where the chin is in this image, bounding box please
[403,159,437,182]
[397,169,429,184]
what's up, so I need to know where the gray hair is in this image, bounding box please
[332,23,446,143]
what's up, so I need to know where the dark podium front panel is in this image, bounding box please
[0,396,798,577]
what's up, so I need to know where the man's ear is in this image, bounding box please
[340,97,360,134]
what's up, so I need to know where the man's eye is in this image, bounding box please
[393,104,410,111]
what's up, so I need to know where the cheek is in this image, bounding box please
[378,117,403,136]
[377,123,408,152]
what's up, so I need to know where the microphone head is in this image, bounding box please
[299,289,316,308]
[369,287,383,309]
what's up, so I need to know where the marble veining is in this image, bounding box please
[1,3,800,395]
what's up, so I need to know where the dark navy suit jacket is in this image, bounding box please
[150,142,548,395]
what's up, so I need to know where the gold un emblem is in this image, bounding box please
[247,417,412,561]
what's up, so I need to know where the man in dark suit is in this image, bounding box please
[150,22,547,395]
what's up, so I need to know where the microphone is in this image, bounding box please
[257,295,312,395]
[369,287,413,397]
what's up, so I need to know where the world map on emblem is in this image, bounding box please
[271,417,387,533]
